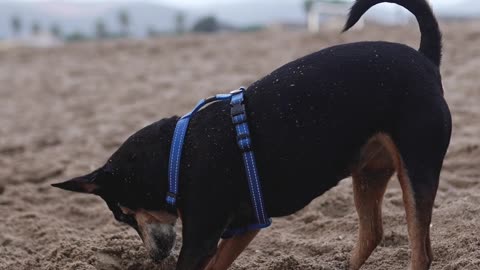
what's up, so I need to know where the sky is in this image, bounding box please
[13,0,465,8]
[14,0,244,8]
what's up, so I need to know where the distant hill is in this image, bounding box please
[0,1,184,39]
[0,0,479,39]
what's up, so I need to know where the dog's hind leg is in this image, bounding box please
[395,160,437,270]
[387,99,451,270]
[392,145,447,269]
[349,135,395,270]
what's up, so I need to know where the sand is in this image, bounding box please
[0,21,479,270]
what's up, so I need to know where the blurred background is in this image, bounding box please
[0,0,479,46]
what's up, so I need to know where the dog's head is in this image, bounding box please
[52,117,179,261]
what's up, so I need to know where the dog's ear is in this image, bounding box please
[52,170,100,194]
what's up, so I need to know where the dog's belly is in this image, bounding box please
[253,127,362,217]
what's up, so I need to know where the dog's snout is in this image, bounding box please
[140,223,176,262]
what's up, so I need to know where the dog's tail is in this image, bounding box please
[343,0,442,67]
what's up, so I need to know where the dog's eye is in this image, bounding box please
[115,203,138,227]
[105,200,137,227]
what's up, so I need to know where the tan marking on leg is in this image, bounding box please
[378,134,433,270]
[203,230,259,270]
[350,134,395,270]
[426,230,433,264]
[397,166,433,270]
[356,135,393,171]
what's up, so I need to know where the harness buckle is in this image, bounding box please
[165,192,178,214]
[166,192,177,204]
[230,88,245,95]
[237,135,252,153]
[231,103,245,117]
[232,114,247,125]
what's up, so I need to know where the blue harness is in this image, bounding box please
[165,87,271,238]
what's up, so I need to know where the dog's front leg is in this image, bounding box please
[176,242,218,270]
[175,193,232,269]
[175,208,230,270]
[175,216,226,270]
[204,230,259,270]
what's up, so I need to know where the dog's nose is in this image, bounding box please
[148,247,171,262]
[141,223,176,262]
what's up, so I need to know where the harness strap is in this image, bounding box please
[166,94,232,208]
[229,89,271,226]
[166,87,271,233]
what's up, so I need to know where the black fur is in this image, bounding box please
[54,0,451,269]
[344,0,442,66]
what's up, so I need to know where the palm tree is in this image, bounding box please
[95,19,108,39]
[304,0,315,16]
[31,21,41,36]
[118,10,130,37]
[50,24,62,39]
[175,12,186,35]
[11,15,22,37]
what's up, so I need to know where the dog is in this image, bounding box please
[52,0,451,269]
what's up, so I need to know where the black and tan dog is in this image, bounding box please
[52,0,451,269]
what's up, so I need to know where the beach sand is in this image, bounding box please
[0,21,479,269]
